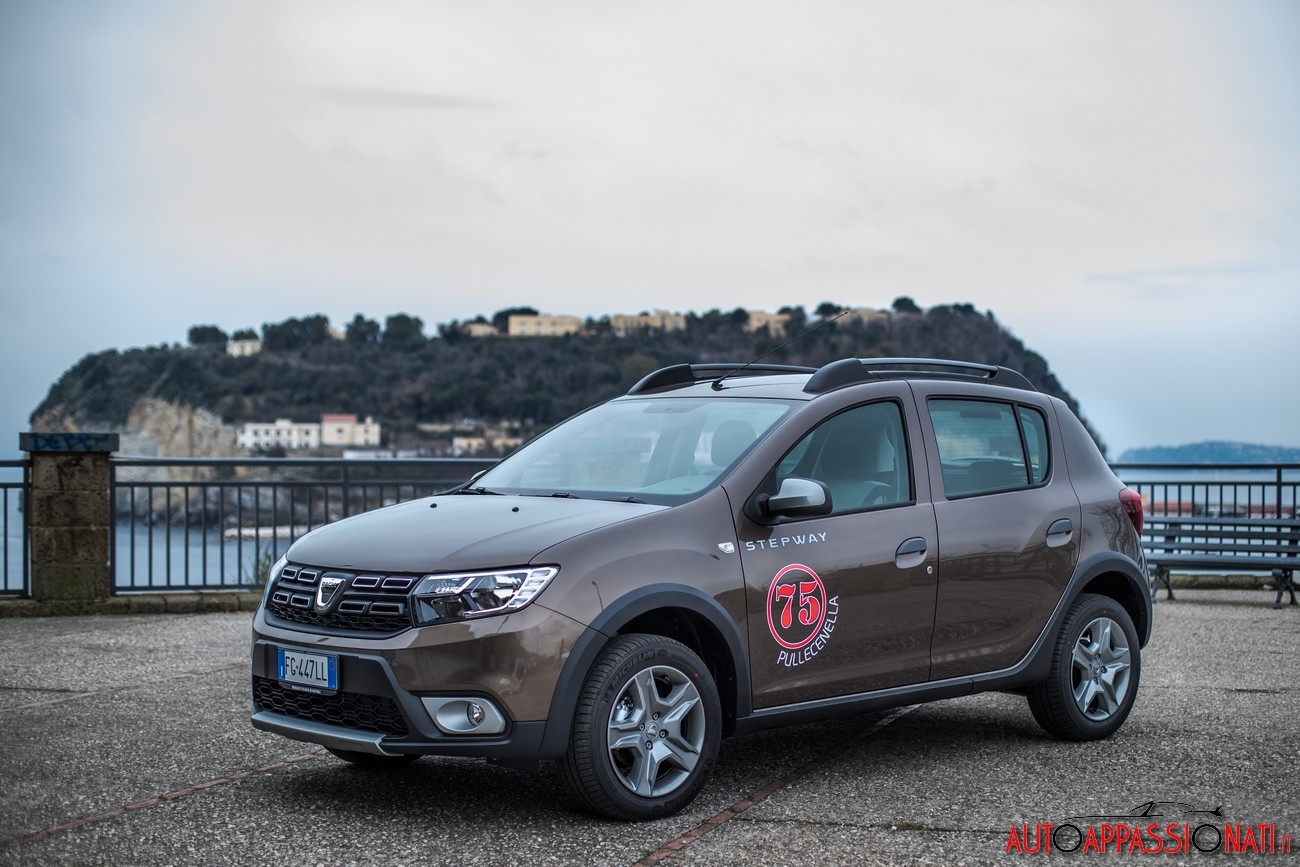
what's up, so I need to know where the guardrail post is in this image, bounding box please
[20,432,119,613]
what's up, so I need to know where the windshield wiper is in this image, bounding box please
[455,486,502,495]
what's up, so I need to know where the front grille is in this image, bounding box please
[253,676,409,736]
[266,564,418,635]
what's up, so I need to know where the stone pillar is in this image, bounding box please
[20,433,119,613]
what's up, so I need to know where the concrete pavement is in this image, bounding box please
[1,589,1296,866]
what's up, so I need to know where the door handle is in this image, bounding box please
[1046,518,1073,548]
[895,536,928,569]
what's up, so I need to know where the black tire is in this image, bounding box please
[560,634,721,821]
[1028,593,1141,740]
[326,748,420,768]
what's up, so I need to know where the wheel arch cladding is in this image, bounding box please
[619,605,740,736]
[1074,553,1152,648]
[539,584,750,756]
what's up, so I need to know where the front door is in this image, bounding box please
[735,398,939,709]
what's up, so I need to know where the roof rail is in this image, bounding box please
[628,363,816,395]
[803,357,1036,394]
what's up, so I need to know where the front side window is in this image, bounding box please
[928,399,1050,497]
[771,401,912,515]
[473,397,792,504]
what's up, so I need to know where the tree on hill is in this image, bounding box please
[382,313,424,347]
[188,325,228,347]
[262,315,331,350]
[346,314,381,344]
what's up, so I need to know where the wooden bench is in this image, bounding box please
[1143,515,1300,608]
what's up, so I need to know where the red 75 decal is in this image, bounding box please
[766,564,828,650]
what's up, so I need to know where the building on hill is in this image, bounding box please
[452,432,524,456]
[610,310,687,336]
[227,337,262,357]
[236,418,320,451]
[839,307,888,326]
[507,313,582,337]
[321,414,382,448]
[745,310,790,336]
[237,414,382,451]
[463,322,500,338]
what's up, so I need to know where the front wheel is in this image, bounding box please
[1027,593,1141,740]
[561,634,721,820]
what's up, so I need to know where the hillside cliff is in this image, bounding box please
[30,397,238,460]
[30,302,1105,455]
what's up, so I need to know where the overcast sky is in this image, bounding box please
[2,0,1298,459]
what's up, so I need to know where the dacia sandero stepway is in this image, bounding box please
[251,357,1150,820]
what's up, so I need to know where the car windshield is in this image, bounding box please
[471,397,792,504]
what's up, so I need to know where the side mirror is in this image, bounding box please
[761,477,832,519]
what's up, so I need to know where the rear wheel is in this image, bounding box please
[561,634,721,820]
[1028,593,1140,740]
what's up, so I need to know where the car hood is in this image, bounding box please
[284,494,665,573]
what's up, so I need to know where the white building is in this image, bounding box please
[237,413,382,451]
[227,338,262,357]
[236,419,320,451]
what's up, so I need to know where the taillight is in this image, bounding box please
[1118,488,1144,535]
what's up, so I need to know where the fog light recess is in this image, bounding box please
[421,696,507,735]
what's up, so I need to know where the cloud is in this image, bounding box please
[308,87,500,112]
[3,0,1298,456]
[107,2,1279,308]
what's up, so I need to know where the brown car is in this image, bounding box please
[251,358,1151,820]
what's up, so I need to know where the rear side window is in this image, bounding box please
[1019,406,1049,485]
[928,399,1050,497]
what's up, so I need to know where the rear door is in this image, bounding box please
[914,384,1081,680]
[734,386,940,708]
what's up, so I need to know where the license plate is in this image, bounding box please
[277,647,338,692]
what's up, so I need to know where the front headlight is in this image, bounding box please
[412,566,559,625]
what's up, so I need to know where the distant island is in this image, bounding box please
[31,299,1103,458]
[1116,441,1300,464]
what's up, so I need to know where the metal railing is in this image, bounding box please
[1,460,29,596]
[1111,463,1300,519]
[0,456,1274,595]
[110,457,496,592]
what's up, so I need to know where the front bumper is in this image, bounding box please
[249,602,586,761]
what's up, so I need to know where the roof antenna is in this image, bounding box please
[712,309,850,390]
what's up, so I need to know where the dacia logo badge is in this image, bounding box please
[316,576,345,610]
